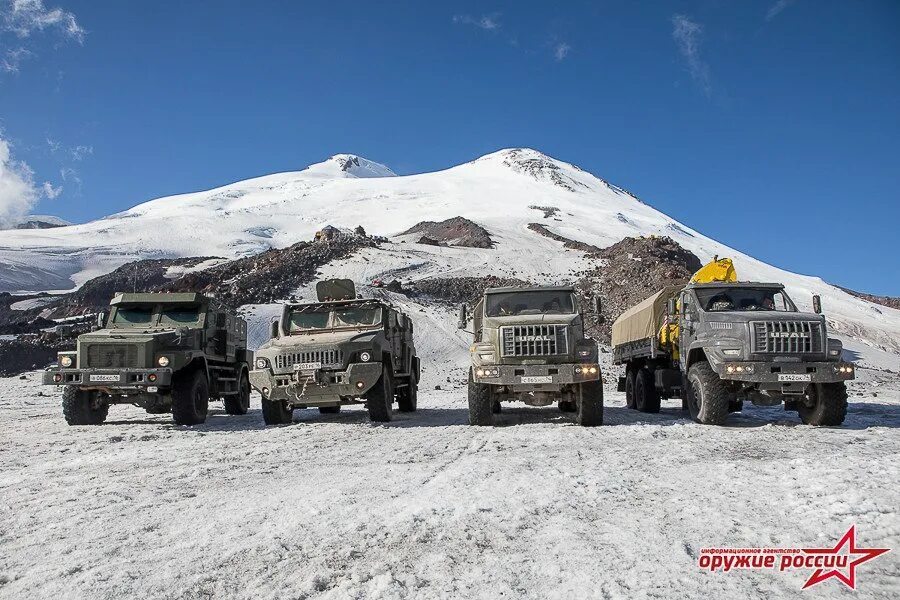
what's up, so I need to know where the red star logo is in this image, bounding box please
[802,525,891,590]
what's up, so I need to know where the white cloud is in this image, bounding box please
[60,165,81,194]
[69,144,92,161]
[766,0,796,21]
[1,46,31,72]
[41,180,61,198]
[672,14,711,97]
[1,0,85,42]
[0,135,39,228]
[453,13,500,31]
[553,42,571,61]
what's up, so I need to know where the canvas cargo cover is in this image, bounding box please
[611,284,685,347]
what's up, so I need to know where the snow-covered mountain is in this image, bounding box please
[6,214,71,230]
[1,148,899,365]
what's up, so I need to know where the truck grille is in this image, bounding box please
[275,348,344,370]
[501,325,568,357]
[86,344,139,368]
[751,321,824,354]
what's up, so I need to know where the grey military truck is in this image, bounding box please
[43,292,252,426]
[612,282,855,425]
[250,279,420,425]
[459,285,603,426]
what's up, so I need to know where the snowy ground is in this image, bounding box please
[1,369,898,599]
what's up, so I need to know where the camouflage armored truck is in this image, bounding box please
[250,279,420,425]
[43,292,252,426]
[612,273,854,426]
[459,285,603,426]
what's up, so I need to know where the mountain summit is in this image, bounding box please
[302,154,396,178]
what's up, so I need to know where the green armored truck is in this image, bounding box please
[459,285,604,426]
[43,292,252,426]
[250,279,420,425]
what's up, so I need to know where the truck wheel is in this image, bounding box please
[625,369,637,409]
[397,379,418,412]
[261,398,293,424]
[318,405,341,414]
[224,371,251,415]
[467,368,493,426]
[172,370,210,426]
[686,362,729,425]
[558,400,577,413]
[62,386,109,425]
[798,382,847,426]
[576,379,604,426]
[365,364,394,422]
[635,369,661,413]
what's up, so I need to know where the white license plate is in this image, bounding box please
[89,374,119,382]
[778,374,811,382]
[295,362,322,371]
[521,376,553,384]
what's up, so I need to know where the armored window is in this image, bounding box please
[696,288,797,313]
[113,306,154,325]
[288,310,329,332]
[485,292,575,317]
[333,307,382,328]
[160,306,202,325]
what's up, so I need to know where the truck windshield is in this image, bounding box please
[287,307,383,333]
[485,291,576,317]
[112,306,155,325]
[160,306,201,325]
[695,288,797,312]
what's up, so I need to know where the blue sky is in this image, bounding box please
[1,1,898,294]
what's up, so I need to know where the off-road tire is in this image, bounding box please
[686,362,729,425]
[635,368,661,413]
[261,398,293,424]
[797,382,848,426]
[558,400,577,413]
[625,369,637,409]
[172,369,210,426]
[62,386,108,425]
[224,370,251,415]
[397,379,418,412]
[575,379,604,426]
[365,364,394,422]
[467,368,493,426]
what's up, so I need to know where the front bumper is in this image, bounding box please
[474,363,600,389]
[249,362,383,406]
[42,367,174,390]
[714,361,855,384]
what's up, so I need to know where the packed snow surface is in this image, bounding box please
[1,369,897,599]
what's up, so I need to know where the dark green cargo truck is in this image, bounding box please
[43,292,252,426]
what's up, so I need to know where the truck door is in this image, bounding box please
[679,291,697,371]
[387,310,403,373]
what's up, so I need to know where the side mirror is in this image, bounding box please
[94,311,107,330]
[666,298,677,316]
[812,294,821,314]
[270,320,280,339]
[457,304,468,330]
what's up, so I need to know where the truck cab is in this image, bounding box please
[461,286,603,426]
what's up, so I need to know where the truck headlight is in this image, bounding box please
[827,338,843,358]
[157,356,170,367]
[722,349,741,357]
[359,351,371,362]
[255,357,269,369]
[60,355,73,368]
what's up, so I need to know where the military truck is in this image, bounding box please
[250,279,420,425]
[459,285,603,426]
[612,261,854,426]
[43,292,252,426]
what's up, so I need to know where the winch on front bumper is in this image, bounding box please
[249,362,382,406]
[714,361,855,384]
[42,367,174,390]
[473,363,600,390]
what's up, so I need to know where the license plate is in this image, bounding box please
[295,362,322,372]
[89,374,119,382]
[521,376,553,384]
[778,374,811,382]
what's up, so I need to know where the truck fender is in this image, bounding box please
[685,347,707,372]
